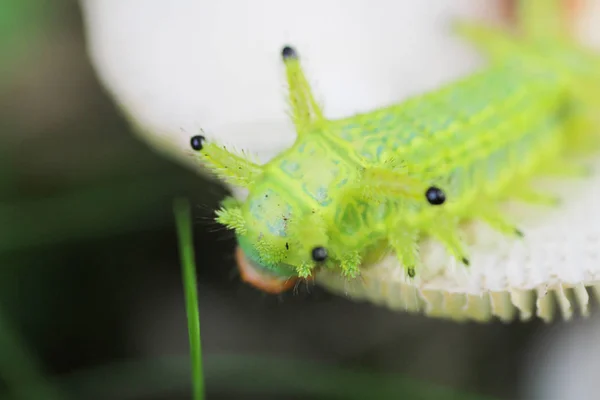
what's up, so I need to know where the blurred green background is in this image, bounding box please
[0,1,586,399]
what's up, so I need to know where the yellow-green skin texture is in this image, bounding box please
[235,37,600,280]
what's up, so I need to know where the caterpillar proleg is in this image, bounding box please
[194,0,600,297]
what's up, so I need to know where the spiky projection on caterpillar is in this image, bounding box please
[192,1,600,294]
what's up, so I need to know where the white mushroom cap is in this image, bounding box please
[80,0,492,167]
[80,0,600,323]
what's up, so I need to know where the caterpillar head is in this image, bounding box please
[194,138,337,292]
[216,187,335,290]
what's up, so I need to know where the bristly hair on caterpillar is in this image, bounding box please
[191,0,600,294]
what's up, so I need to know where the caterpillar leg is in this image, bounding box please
[338,251,362,279]
[472,202,524,238]
[281,45,325,134]
[388,229,420,278]
[426,217,470,266]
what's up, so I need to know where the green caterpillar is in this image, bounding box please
[193,0,600,293]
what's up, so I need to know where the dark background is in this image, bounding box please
[1,1,593,399]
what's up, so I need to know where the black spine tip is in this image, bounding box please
[425,186,446,205]
[190,135,205,151]
[407,267,416,278]
[461,257,470,266]
[281,45,298,60]
[311,246,328,262]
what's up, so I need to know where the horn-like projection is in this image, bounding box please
[452,22,520,62]
[281,45,326,135]
[215,201,247,235]
[352,156,433,203]
[198,142,263,188]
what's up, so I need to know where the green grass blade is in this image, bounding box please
[173,198,205,400]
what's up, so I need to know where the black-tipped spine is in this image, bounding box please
[190,135,205,151]
[281,45,298,60]
[425,186,446,205]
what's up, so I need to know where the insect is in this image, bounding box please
[193,0,600,293]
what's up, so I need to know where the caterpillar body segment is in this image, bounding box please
[196,2,600,293]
